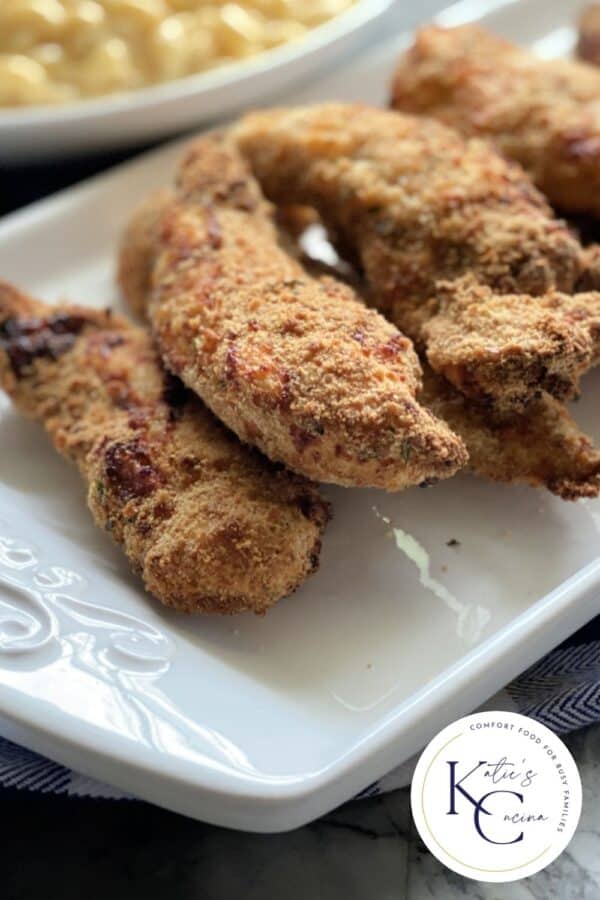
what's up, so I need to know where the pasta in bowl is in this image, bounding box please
[0,0,393,160]
[0,0,357,106]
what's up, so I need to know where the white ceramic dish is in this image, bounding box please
[0,0,598,833]
[0,0,394,163]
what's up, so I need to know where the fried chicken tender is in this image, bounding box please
[391,25,600,217]
[117,192,339,312]
[0,282,329,615]
[138,132,466,490]
[420,365,600,500]
[233,104,594,410]
[423,277,600,403]
[578,6,600,66]
[121,189,600,501]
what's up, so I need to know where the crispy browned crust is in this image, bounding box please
[142,132,466,490]
[117,193,344,316]
[391,25,600,217]
[423,278,597,409]
[120,191,600,500]
[420,364,600,500]
[233,104,594,410]
[578,6,600,66]
[0,282,329,615]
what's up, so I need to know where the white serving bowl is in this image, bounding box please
[0,0,395,162]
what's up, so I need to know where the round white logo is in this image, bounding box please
[411,711,582,883]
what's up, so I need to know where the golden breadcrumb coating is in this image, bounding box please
[142,132,466,490]
[0,282,329,615]
[117,193,336,316]
[391,25,600,217]
[578,6,600,66]
[420,365,600,500]
[423,277,598,407]
[233,103,593,410]
[121,188,600,501]
[560,287,600,364]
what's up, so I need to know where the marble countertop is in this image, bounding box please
[4,723,598,899]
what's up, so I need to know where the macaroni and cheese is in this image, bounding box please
[0,0,356,106]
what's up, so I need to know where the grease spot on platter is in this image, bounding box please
[373,507,491,644]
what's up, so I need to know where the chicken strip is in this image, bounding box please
[139,133,466,490]
[121,191,600,501]
[578,6,600,66]
[423,277,600,401]
[0,282,329,615]
[420,365,600,500]
[391,25,600,217]
[233,104,595,410]
[117,191,345,311]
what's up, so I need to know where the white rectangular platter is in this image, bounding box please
[0,0,598,832]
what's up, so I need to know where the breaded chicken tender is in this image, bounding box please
[234,104,594,410]
[121,192,600,501]
[0,282,329,615]
[423,277,600,403]
[578,6,600,66]
[420,366,600,500]
[141,133,466,490]
[391,25,600,217]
